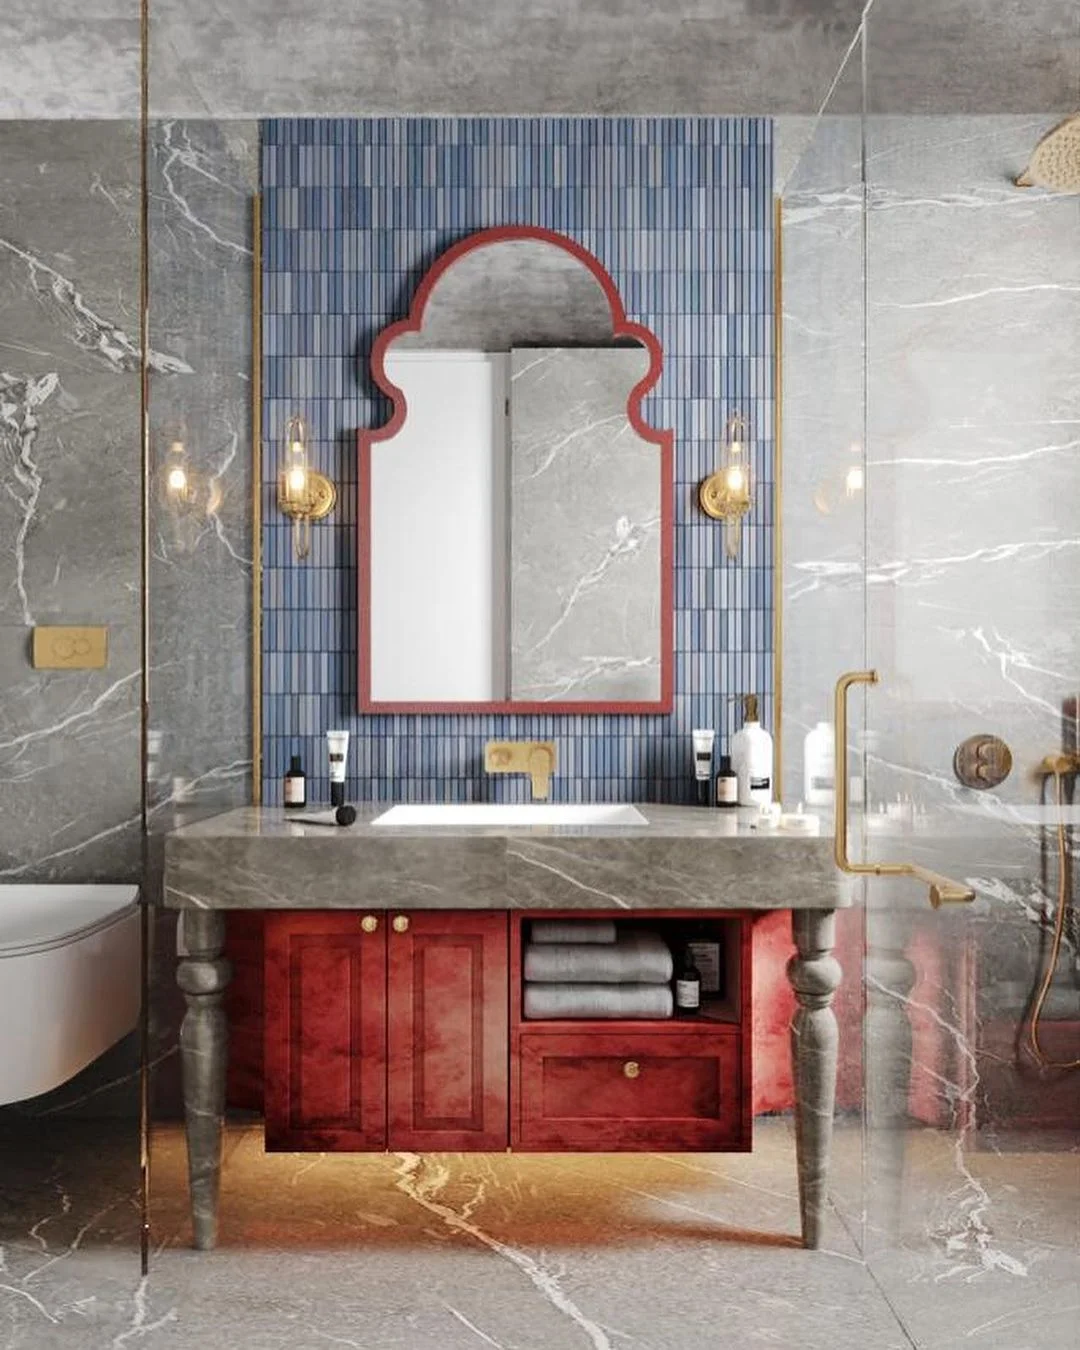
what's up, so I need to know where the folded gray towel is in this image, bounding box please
[530,919,617,945]
[523,929,673,985]
[524,983,674,1020]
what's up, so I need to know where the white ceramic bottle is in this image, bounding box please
[731,694,773,807]
[803,720,835,808]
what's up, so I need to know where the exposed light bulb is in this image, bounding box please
[725,464,745,492]
[845,464,864,497]
[167,465,189,494]
[287,463,308,495]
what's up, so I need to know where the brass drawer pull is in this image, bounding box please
[623,1060,641,1080]
[360,915,378,933]
[392,915,410,934]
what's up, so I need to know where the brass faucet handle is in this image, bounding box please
[915,868,976,908]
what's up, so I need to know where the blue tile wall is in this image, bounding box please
[261,117,774,807]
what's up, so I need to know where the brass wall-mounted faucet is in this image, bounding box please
[484,741,557,800]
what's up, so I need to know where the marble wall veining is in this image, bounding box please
[865,115,1080,829]
[261,116,776,808]
[862,114,1080,1155]
[147,118,258,823]
[0,121,144,883]
[509,345,663,704]
[10,0,1077,120]
[777,111,867,807]
[778,101,1080,1303]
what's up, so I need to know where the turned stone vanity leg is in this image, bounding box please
[865,904,917,1246]
[787,909,841,1249]
[177,910,231,1251]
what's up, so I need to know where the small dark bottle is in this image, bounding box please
[284,754,306,809]
[674,944,702,1017]
[715,754,738,808]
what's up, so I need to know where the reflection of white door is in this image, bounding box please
[370,351,509,702]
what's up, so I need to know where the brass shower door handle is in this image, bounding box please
[834,671,975,909]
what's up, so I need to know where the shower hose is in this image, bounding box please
[1028,762,1079,1071]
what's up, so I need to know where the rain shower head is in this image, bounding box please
[1015,113,1080,191]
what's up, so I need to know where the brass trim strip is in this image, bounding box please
[772,194,784,804]
[137,0,151,1279]
[834,670,975,908]
[252,193,263,806]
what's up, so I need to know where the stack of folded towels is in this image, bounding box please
[523,919,674,1019]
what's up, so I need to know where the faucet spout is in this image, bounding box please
[528,745,556,801]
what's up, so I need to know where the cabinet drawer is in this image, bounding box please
[516,1031,745,1151]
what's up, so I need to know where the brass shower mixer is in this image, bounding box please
[1039,753,1080,778]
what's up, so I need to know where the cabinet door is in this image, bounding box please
[387,912,508,1150]
[264,912,386,1151]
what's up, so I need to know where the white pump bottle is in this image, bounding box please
[731,694,773,807]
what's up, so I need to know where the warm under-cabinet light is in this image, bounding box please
[277,413,336,562]
[698,413,753,558]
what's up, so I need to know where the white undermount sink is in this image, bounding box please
[371,803,648,827]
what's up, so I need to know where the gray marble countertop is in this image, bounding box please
[163,804,846,912]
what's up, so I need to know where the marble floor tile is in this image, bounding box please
[2,1118,1077,1349]
[862,1128,1080,1350]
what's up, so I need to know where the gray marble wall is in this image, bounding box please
[7,2,1076,120]
[0,121,144,883]
[777,109,867,808]
[0,122,145,1122]
[147,119,257,822]
[782,104,1080,1307]
[863,114,1080,1147]
[0,117,254,885]
[778,102,1080,1345]
[0,118,255,1120]
[865,115,1080,832]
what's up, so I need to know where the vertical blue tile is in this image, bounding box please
[260,116,774,806]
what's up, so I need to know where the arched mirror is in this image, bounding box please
[358,226,673,713]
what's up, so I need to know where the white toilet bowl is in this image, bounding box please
[0,885,140,1107]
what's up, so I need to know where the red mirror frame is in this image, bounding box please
[357,225,673,715]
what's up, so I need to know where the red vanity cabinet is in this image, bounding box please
[264,912,388,1151]
[261,909,750,1156]
[263,910,509,1152]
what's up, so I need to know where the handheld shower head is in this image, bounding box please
[1015,113,1080,192]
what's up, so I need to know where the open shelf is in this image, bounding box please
[514,912,747,1031]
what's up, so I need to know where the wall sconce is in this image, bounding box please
[699,413,752,558]
[277,413,336,561]
[812,444,865,515]
[844,462,864,499]
[163,438,195,508]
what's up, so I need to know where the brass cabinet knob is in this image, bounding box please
[392,914,410,934]
[360,915,378,933]
[623,1060,640,1080]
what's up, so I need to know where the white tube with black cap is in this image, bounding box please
[326,729,350,807]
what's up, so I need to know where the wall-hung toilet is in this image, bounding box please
[0,885,140,1107]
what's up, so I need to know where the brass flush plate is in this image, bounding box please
[32,626,108,670]
[953,734,1012,790]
